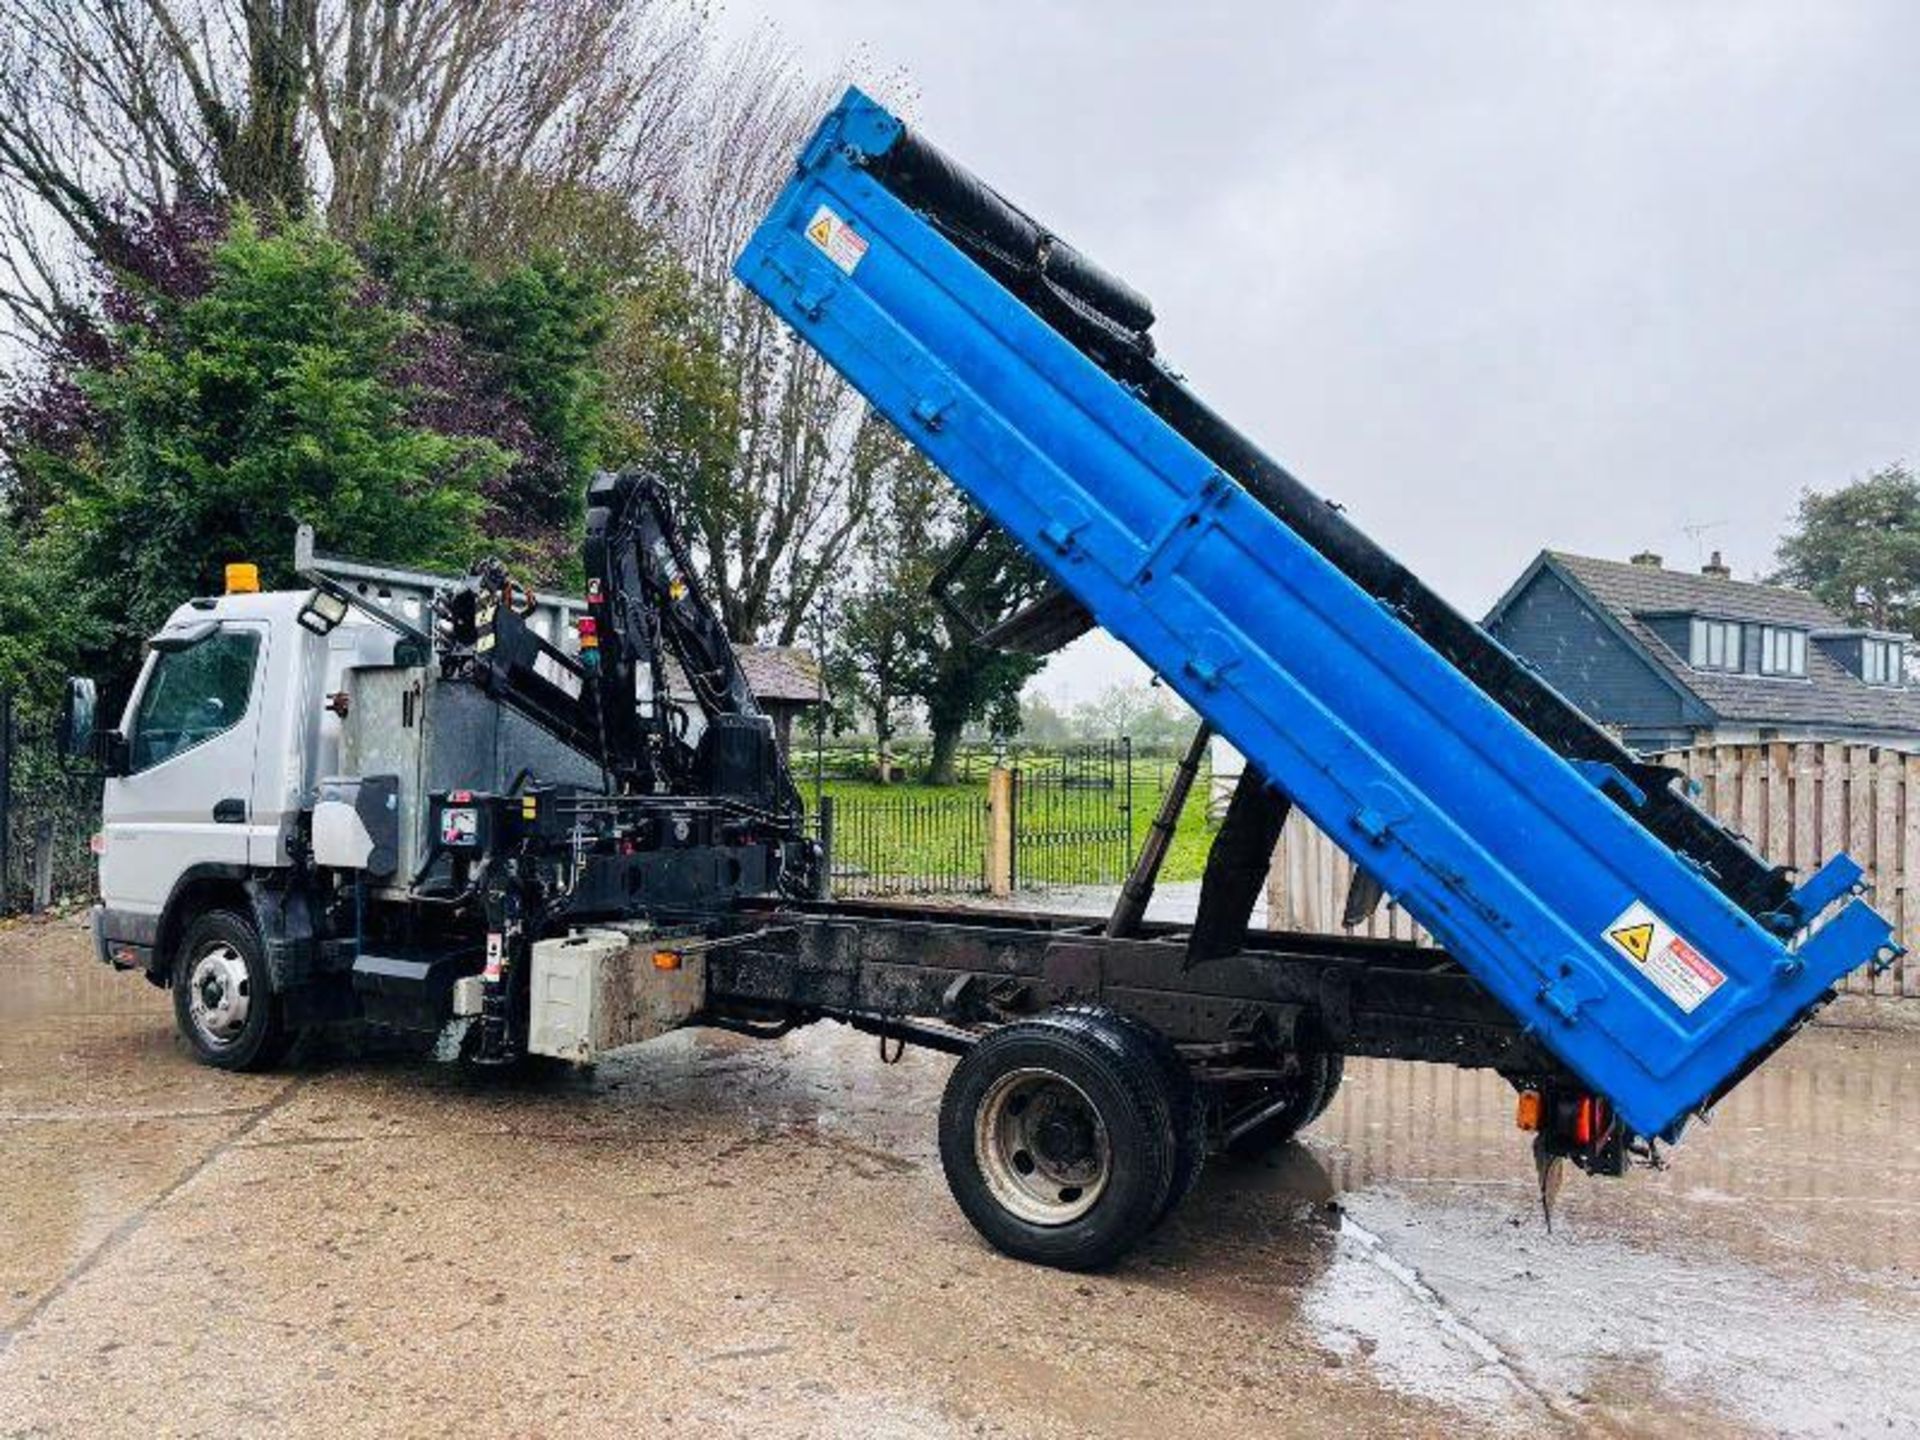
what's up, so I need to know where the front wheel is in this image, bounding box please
[172,908,295,1072]
[938,1009,1179,1271]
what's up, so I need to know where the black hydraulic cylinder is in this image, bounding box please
[1187,769,1294,966]
[869,130,1155,335]
[1106,723,1211,939]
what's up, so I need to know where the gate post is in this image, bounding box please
[814,794,835,900]
[986,765,1014,897]
[30,817,53,913]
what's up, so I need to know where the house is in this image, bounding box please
[1484,550,1920,753]
[734,645,827,758]
[657,644,825,760]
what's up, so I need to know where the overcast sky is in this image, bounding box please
[716,2,1916,703]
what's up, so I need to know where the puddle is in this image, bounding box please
[1304,1210,1544,1425]
[1290,1038,1920,1435]
[1331,1182,1920,1436]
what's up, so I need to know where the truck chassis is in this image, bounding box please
[663,894,1589,1266]
[716,898,1554,1077]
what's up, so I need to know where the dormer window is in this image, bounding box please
[1689,617,1741,671]
[1758,625,1807,678]
[1862,637,1905,687]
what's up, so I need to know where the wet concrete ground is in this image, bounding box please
[3,915,1918,1438]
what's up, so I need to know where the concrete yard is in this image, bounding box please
[3,915,1917,1438]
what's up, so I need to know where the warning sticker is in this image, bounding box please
[1603,900,1726,1014]
[1610,921,1655,963]
[805,204,869,274]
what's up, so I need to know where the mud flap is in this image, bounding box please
[1186,770,1293,967]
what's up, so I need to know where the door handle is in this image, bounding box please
[212,798,246,824]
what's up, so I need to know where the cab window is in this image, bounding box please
[129,629,261,772]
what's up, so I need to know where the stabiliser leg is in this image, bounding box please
[474,881,526,1066]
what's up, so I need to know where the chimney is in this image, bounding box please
[1629,551,1663,569]
[1700,550,1731,580]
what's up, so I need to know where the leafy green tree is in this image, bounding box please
[1773,465,1920,637]
[914,531,1047,782]
[365,209,612,578]
[0,513,76,701]
[833,431,1046,784]
[834,444,933,776]
[8,212,503,692]
[1068,683,1199,748]
[598,247,740,536]
[1016,692,1073,745]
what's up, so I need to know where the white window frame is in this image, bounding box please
[1757,625,1807,678]
[1862,637,1904,687]
[1690,617,1742,672]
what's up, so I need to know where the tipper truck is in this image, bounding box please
[65,88,1901,1270]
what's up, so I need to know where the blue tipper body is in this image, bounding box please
[734,88,1898,1140]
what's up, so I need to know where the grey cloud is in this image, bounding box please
[724,1,1917,698]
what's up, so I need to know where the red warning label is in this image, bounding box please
[1603,900,1726,1014]
[804,204,869,275]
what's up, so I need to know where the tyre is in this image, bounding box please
[938,1009,1179,1271]
[1062,1005,1206,1220]
[171,908,295,1072]
[1216,1048,1345,1160]
[1303,1050,1345,1125]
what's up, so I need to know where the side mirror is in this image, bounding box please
[58,677,126,776]
[58,677,97,761]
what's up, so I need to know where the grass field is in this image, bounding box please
[808,757,1218,888]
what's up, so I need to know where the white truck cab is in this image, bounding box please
[91,576,411,974]
[68,523,791,1079]
[74,544,599,1069]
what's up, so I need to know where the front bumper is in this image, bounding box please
[91,904,155,973]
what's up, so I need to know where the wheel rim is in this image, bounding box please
[974,1067,1111,1225]
[186,942,251,1046]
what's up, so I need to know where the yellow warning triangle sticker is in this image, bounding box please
[1610,922,1655,963]
[806,216,834,247]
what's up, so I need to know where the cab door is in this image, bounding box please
[100,622,270,921]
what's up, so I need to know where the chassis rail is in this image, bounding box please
[714,898,1563,1079]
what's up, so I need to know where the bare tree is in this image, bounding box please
[302,0,700,238]
[0,1,198,344]
[637,35,910,645]
[0,0,699,348]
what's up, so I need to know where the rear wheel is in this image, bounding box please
[1215,1048,1345,1160]
[172,909,295,1072]
[1072,1006,1205,1219]
[1305,1051,1345,1124]
[939,1009,1178,1270]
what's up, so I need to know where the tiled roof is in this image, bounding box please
[1550,552,1835,627]
[1545,552,1920,733]
[660,645,825,706]
[734,645,826,704]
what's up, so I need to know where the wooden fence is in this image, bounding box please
[1265,810,1434,947]
[1264,741,1917,998]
